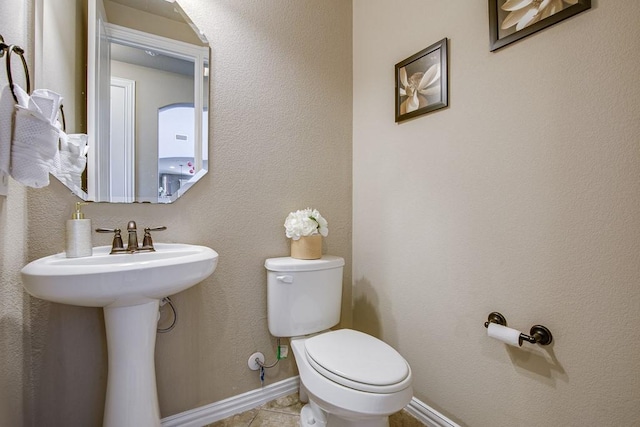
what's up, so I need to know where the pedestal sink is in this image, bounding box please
[21,243,218,427]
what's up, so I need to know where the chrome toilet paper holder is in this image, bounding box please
[484,312,553,346]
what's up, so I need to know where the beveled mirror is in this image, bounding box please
[35,0,210,203]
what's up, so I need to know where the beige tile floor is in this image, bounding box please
[206,393,425,427]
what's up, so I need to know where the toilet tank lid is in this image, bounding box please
[265,255,344,272]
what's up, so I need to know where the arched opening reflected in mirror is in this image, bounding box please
[35,0,210,203]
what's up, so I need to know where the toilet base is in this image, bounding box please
[300,402,326,427]
[299,400,389,427]
[291,335,411,427]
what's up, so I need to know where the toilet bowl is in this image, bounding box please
[291,329,413,427]
[265,256,413,427]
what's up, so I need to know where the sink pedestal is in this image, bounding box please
[103,300,161,427]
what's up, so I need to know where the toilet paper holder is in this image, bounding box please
[484,312,553,346]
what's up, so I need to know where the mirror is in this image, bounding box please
[36,0,210,203]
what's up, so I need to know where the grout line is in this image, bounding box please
[259,407,302,416]
[245,410,259,426]
[248,409,299,426]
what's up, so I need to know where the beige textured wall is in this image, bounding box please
[20,0,352,425]
[0,187,29,426]
[353,1,640,426]
[0,1,31,426]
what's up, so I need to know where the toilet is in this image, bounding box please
[265,255,413,427]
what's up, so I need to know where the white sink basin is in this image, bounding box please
[21,243,218,307]
[21,242,218,427]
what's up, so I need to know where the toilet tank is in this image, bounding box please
[265,256,345,337]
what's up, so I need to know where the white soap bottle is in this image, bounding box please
[66,202,93,258]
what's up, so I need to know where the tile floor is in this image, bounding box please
[206,393,425,427]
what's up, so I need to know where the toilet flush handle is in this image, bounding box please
[276,275,294,284]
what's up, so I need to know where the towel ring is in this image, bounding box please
[5,44,31,103]
[59,104,67,132]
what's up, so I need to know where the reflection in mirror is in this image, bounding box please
[36,0,210,203]
[35,0,87,151]
[157,103,208,201]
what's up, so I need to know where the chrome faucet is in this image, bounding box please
[97,221,167,254]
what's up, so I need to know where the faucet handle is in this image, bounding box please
[96,228,125,253]
[141,226,167,251]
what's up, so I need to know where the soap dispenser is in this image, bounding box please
[66,202,93,258]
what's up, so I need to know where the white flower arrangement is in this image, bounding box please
[284,208,329,240]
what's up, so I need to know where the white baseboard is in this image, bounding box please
[161,376,300,427]
[161,376,460,427]
[405,397,460,427]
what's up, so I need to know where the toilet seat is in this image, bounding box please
[304,329,411,394]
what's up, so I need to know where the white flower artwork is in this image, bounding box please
[395,38,448,122]
[500,0,579,32]
[489,0,591,51]
[398,63,441,115]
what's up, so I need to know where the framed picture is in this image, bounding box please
[489,0,591,51]
[395,38,448,123]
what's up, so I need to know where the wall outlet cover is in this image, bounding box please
[248,352,265,371]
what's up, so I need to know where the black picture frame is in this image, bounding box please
[489,0,591,52]
[395,38,448,123]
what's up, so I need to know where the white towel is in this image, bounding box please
[59,133,88,158]
[0,86,11,175]
[30,89,64,126]
[0,84,29,175]
[56,133,87,190]
[10,104,61,188]
[7,88,65,188]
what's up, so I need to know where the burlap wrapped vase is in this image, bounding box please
[290,234,322,259]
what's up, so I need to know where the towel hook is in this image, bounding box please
[4,44,31,103]
[0,34,5,59]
